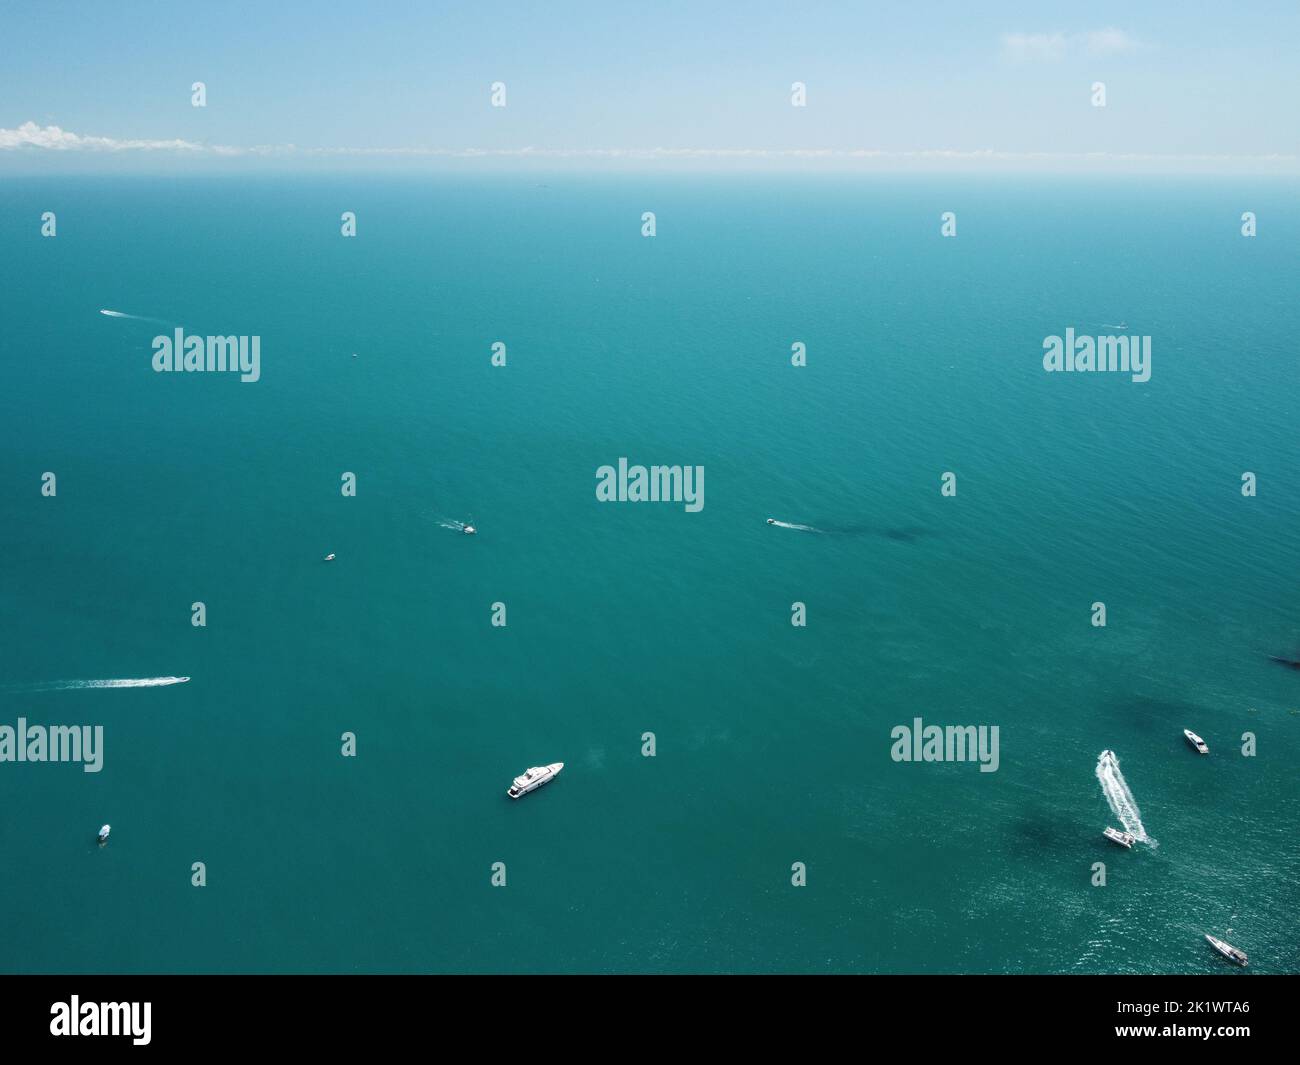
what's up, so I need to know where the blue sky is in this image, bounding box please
[1,0,1296,170]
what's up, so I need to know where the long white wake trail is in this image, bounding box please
[1096,751,1154,845]
[4,677,190,692]
[768,520,822,533]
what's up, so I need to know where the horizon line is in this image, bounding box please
[1,123,1295,172]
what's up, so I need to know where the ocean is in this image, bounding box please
[0,173,1297,973]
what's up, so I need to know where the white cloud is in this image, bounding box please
[0,121,206,151]
[1001,28,1140,62]
[1082,28,1139,56]
[1001,32,1068,62]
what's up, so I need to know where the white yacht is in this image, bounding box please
[766,518,776,525]
[323,553,336,562]
[1205,934,1248,966]
[1103,826,1135,848]
[507,762,563,799]
[1183,729,1209,754]
[97,824,111,845]
[463,525,476,535]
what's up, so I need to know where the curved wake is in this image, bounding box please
[1096,750,1155,846]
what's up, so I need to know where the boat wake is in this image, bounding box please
[438,518,470,532]
[767,519,822,533]
[1096,750,1155,846]
[100,308,172,325]
[2,676,190,692]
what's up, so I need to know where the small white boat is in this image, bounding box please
[1184,729,1209,754]
[97,824,111,845]
[1103,826,1134,848]
[1205,934,1248,966]
[507,762,563,799]
[463,525,476,535]
[323,553,336,561]
[766,518,776,525]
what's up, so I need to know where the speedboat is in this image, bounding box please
[1103,826,1134,848]
[766,518,776,525]
[97,824,111,845]
[1183,729,1209,754]
[1205,934,1248,966]
[463,525,476,535]
[323,553,336,561]
[507,762,563,799]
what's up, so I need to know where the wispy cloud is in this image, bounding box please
[1001,32,1068,62]
[1081,28,1140,57]
[1001,28,1140,62]
[0,121,207,152]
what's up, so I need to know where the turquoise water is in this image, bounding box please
[1,174,1297,973]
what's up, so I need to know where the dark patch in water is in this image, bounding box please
[806,521,937,542]
[882,526,932,543]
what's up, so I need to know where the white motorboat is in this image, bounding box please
[1183,729,1209,754]
[507,762,563,799]
[97,824,111,845]
[1103,826,1135,848]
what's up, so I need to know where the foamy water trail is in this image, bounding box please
[100,309,172,325]
[3,676,190,692]
[768,519,822,533]
[438,518,469,532]
[1096,751,1154,845]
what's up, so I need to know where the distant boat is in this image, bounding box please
[1183,729,1209,755]
[1205,934,1248,966]
[323,553,336,561]
[507,762,563,799]
[97,824,111,845]
[463,525,476,535]
[1103,826,1134,848]
[766,518,776,524]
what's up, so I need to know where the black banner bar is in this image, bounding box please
[1,974,1287,1051]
